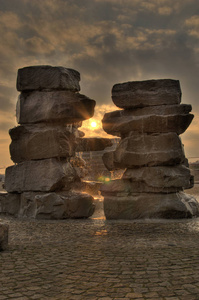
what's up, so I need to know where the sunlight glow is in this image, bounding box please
[91,121,97,128]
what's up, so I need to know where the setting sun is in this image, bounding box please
[91,121,97,128]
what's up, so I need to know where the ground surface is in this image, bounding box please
[1,188,199,300]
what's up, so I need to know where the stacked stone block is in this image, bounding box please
[0,65,96,219]
[101,79,199,219]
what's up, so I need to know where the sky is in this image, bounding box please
[0,0,199,169]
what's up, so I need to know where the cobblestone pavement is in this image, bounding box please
[1,199,199,300]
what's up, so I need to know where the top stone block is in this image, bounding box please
[17,65,80,92]
[112,79,181,109]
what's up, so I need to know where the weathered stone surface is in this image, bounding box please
[101,164,193,194]
[5,159,77,193]
[18,192,39,218]
[18,191,95,219]
[101,178,184,195]
[122,165,193,191]
[102,110,193,136]
[0,192,21,216]
[113,133,185,168]
[76,138,113,152]
[122,104,192,116]
[102,151,118,171]
[0,224,8,251]
[17,65,80,92]
[104,192,199,219]
[9,124,77,163]
[70,156,88,179]
[112,79,181,109]
[16,91,96,124]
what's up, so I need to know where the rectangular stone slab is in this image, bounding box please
[5,159,77,193]
[17,65,80,91]
[101,165,192,194]
[122,165,193,190]
[113,133,185,168]
[101,178,182,194]
[16,91,96,124]
[102,109,193,136]
[112,79,181,109]
[103,192,199,219]
[18,191,95,219]
[0,192,21,216]
[9,124,77,163]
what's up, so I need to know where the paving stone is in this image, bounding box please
[0,196,199,299]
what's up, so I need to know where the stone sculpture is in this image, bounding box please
[0,65,96,219]
[101,79,199,219]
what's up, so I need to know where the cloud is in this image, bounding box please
[0,0,199,166]
[186,15,199,27]
[0,11,22,30]
[185,15,199,38]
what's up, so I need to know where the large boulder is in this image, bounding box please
[104,192,199,219]
[101,164,192,194]
[113,133,185,168]
[122,165,193,190]
[18,191,95,219]
[9,124,77,163]
[76,138,113,152]
[102,110,193,136]
[0,192,21,216]
[17,65,80,92]
[0,224,8,251]
[16,91,96,124]
[112,79,181,109]
[5,159,78,193]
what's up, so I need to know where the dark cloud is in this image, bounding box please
[0,0,199,160]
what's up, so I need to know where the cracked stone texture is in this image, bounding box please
[0,189,199,299]
[17,65,80,91]
[103,192,199,219]
[20,191,95,219]
[16,91,96,124]
[112,79,181,109]
[102,110,193,137]
[121,165,193,192]
[9,124,78,163]
[0,191,95,220]
[5,159,78,193]
[106,133,185,170]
